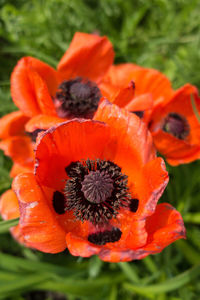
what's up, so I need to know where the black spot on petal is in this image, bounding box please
[53,191,66,214]
[130,198,139,212]
[88,227,122,245]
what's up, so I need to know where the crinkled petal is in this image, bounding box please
[12,173,66,253]
[11,57,57,117]
[35,119,113,189]
[97,203,185,262]
[94,99,155,169]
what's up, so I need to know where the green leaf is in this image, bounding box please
[118,262,140,283]
[0,218,19,234]
[123,264,200,296]
[0,273,50,299]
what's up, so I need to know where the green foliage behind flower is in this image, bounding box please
[0,0,200,299]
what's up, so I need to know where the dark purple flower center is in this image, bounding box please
[64,159,133,225]
[81,170,114,204]
[54,77,102,119]
[163,112,190,140]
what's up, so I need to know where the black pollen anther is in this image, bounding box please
[54,77,102,119]
[88,227,122,245]
[53,191,66,214]
[163,112,190,140]
[64,159,131,225]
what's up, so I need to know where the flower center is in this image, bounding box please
[81,170,114,204]
[54,77,102,119]
[163,112,190,140]
[64,159,131,225]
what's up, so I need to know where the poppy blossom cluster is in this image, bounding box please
[0,31,193,262]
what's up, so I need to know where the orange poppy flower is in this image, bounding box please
[102,64,200,165]
[0,189,24,243]
[0,111,34,176]
[0,32,114,174]
[8,101,185,262]
[100,63,174,119]
[149,84,200,165]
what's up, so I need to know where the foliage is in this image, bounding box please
[0,0,200,299]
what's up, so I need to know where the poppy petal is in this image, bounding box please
[0,189,19,220]
[20,56,59,96]
[94,99,155,168]
[98,203,185,262]
[0,136,34,165]
[112,81,135,107]
[66,233,100,257]
[125,93,153,112]
[29,70,57,116]
[135,157,169,218]
[57,32,114,82]
[152,130,200,166]
[144,203,186,252]
[0,111,29,139]
[25,114,65,132]
[0,189,23,242]
[35,119,112,189]
[11,57,57,117]
[12,173,67,253]
[103,63,141,87]
[104,64,173,104]
[10,163,33,178]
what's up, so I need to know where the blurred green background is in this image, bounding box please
[0,0,200,299]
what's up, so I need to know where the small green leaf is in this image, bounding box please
[0,218,19,234]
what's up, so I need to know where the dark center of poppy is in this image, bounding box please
[163,113,190,140]
[54,77,102,119]
[64,159,131,225]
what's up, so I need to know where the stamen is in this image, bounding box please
[88,227,122,245]
[54,77,102,119]
[163,112,190,139]
[64,159,131,224]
